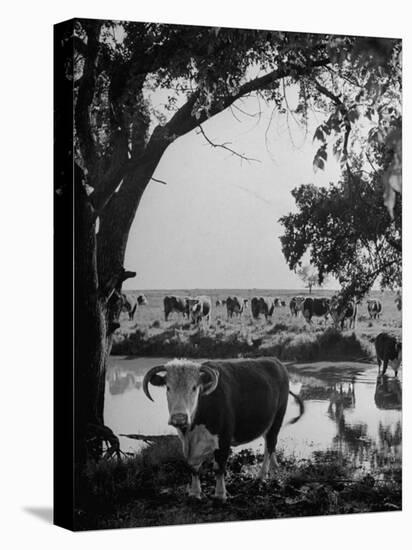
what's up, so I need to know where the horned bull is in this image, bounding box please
[143,357,304,501]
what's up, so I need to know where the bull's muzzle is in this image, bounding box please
[169,413,189,428]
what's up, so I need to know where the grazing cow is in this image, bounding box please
[191,296,212,325]
[375,332,402,376]
[251,297,275,321]
[280,300,286,307]
[121,293,148,321]
[273,298,280,307]
[226,296,248,319]
[163,295,190,322]
[289,295,305,317]
[143,357,304,501]
[215,299,227,307]
[301,297,330,324]
[330,295,358,329]
[367,299,382,319]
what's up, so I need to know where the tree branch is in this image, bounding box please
[197,124,260,163]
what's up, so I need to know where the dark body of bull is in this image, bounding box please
[143,357,304,501]
[302,297,330,324]
[163,295,189,322]
[367,299,382,319]
[375,332,402,376]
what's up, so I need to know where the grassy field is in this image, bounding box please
[112,289,401,361]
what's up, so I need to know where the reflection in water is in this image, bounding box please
[374,375,402,410]
[104,358,402,472]
[108,368,142,395]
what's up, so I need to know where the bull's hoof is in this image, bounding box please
[186,484,203,500]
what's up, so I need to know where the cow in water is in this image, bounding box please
[251,296,275,321]
[121,293,148,321]
[163,295,190,322]
[191,296,212,326]
[226,296,248,320]
[301,297,330,324]
[330,295,358,329]
[367,299,382,319]
[375,332,402,377]
[143,357,304,501]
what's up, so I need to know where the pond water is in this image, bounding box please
[104,357,402,470]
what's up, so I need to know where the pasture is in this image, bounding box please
[112,288,401,362]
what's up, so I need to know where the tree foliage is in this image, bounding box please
[279,168,401,299]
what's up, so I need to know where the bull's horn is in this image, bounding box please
[142,365,167,402]
[199,364,219,395]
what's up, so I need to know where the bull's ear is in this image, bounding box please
[199,365,219,395]
[150,373,166,386]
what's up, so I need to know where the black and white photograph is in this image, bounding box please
[52,15,403,532]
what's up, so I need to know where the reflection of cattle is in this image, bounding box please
[143,357,304,501]
[289,295,305,317]
[375,332,402,376]
[108,370,136,395]
[226,296,248,319]
[163,295,190,322]
[330,295,358,329]
[251,297,274,321]
[367,299,382,319]
[121,293,148,320]
[191,296,212,325]
[374,375,402,410]
[302,297,330,324]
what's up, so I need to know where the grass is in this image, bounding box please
[74,439,401,530]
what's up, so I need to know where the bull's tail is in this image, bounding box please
[287,390,305,425]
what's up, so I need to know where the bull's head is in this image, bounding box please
[142,360,219,431]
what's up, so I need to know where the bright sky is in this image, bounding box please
[124,87,342,290]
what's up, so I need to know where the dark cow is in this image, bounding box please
[226,296,248,319]
[289,295,305,317]
[163,295,190,322]
[375,332,402,376]
[121,293,148,321]
[301,297,330,324]
[330,295,358,329]
[143,358,304,501]
[280,300,286,307]
[367,299,382,319]
[191,295,212,325]
[251,297,274,321]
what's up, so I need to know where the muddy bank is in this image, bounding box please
[75,442,401,530]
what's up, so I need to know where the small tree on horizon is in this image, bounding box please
[297,265,325,294]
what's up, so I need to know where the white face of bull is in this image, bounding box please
[143,360,219,431]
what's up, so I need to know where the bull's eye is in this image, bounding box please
[166,386,170,392]
[192,385,197,392]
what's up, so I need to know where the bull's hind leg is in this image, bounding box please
[213,444,230,501]
[187,471,202,499]
[258,402,287,480]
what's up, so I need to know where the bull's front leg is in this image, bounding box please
[187,470,202,499]
[213,445,230,502]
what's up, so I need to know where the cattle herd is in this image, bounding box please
[120,291,388,330]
